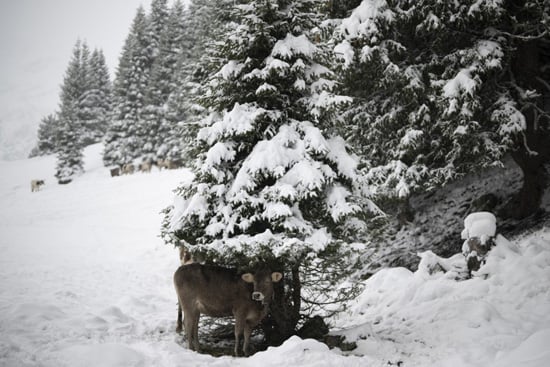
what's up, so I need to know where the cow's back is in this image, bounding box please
[174,263,251,317]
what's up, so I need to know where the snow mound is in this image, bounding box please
[243,336,368,367]
[334,229,550,366]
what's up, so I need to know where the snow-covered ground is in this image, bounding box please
[1,144,549,367]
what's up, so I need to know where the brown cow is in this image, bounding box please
[157,159,183,170]
[121,163,135,175]
[110,167,120,177]
[139,161,152,173]
[156,159,168,170]
[166,159,183,169]
[174,263,282,356]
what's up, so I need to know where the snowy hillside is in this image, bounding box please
[1,144,549,367]
[0,113,40,161]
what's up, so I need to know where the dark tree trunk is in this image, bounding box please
[510,145,548,219]
[506,38,550,219]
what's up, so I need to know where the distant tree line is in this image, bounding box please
[30,39,112,183]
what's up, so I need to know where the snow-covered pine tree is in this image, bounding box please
[55,104,84,184]
[164,0,237,163]
[325,0,362,18]
[144,0,187,162]
[162,0,378,344]
[177,0,235,69]
[145,0,169,63]
[79,48,112,146]
[103,7,150,167]
[29,114,62,157]
[58,40,88,117]
[55,40,87,184]
[73,42,94,146]
[137,0,170,160]
[34,42,110,160]
[333,0,550,219]
[103,19,136,168]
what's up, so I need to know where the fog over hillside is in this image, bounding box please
[0,0,170,161]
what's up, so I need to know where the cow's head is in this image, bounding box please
[242,269,283,304]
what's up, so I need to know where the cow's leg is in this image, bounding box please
[234,317,245,357]
[243,322,254,357]
[183,313,193,350]
[184,308,199,351]
[176,303,183,333]
[192,313,200,352]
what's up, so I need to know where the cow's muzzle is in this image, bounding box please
[252,292,265,302]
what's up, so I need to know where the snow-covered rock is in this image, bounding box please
[461,211,497,242]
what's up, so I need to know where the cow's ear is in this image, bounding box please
[242,273,254,283]
[271,272,283,282]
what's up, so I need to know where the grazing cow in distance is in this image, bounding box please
[110,167,120,177]
[139,161,152,173]
[166,159,183,169]
[31,179,45,192]
[157,159,183,170]
[174,263,282,356]
[121,163,135,175]
[156,159,168,170]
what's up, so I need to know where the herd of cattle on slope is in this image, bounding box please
[29,159,184,192]
[109,158,184,177]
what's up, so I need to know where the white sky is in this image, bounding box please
[0,0,179,160]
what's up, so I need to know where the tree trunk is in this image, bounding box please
[506,38,550,219]
[510,145,548,219]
